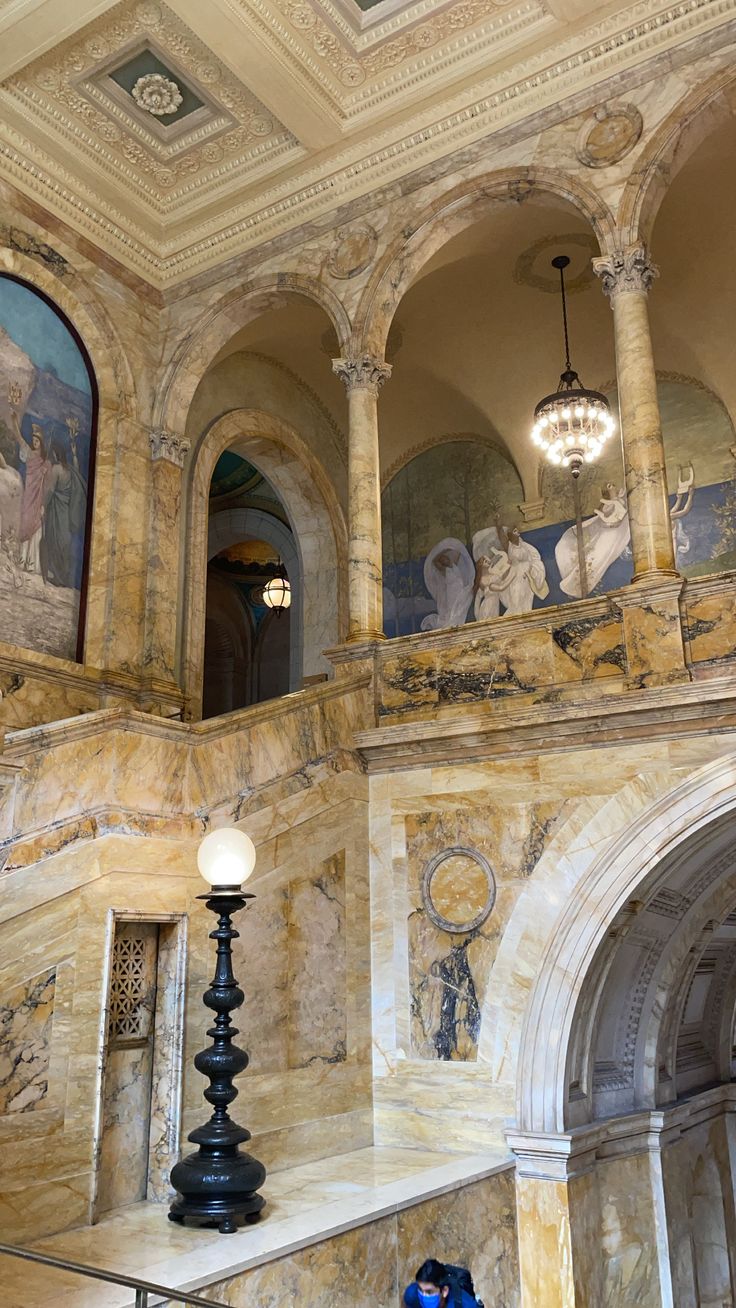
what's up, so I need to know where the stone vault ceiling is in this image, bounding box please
[0,0,732,285]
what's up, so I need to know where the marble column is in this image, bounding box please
[332,355,392,643]
[593,244,677,581]
[142,429,190,695]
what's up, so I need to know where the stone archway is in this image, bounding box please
[353,168,617,359]
[207,506,301,693]
[501,753,736,1136]
[182,408,347,719]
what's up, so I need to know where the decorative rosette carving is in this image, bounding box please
[131,72,183,117]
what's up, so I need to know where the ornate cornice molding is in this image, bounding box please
[0,0,733,283]
[150,428,190,466]
[593,243,659,297]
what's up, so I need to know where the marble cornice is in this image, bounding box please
[1,2,735,284]
[508,1083,736,1179]
[355,676,736,771]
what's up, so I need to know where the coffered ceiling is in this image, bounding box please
[0,0,732,285]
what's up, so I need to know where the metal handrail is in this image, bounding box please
[0,1241,230,1307]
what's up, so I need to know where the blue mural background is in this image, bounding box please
[382,379,736,638]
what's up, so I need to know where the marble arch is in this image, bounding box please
[182,407,347,718]
[495,753,736,1136]
[207,505,301,693]
[353,168,618,359]
[155,276,352,441]
[0,243,139,671]
[618,66,736,246]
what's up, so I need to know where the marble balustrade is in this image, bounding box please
[366,573,736,724]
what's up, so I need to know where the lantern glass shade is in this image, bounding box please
[197,827,257,889]
[262,574,291,611]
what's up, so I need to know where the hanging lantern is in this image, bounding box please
[531,255,615,479]
[262,562,291,616]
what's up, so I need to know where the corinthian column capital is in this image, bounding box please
[150,428,190,467]
[592,244,659,298]
[332,354,392,393]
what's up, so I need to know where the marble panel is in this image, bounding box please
[612,580,688,687]
[597,1152,661,1306]
[404,799,573,1062]
[0,966,55,1114]
[683,584,736,668]
[396,1170,520,1308]
[288,852,347,1069]
[185,1213,398,1307]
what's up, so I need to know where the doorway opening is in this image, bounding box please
[95,914,186,1217]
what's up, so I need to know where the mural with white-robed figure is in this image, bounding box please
[0,274,96,662]
[381,377,736,638]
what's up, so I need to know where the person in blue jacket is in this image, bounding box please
[403,1259,478,1307]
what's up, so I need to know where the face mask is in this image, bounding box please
[418,1294,441,1308]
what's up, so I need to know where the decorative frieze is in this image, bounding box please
[593,244,659,298]
[149,429,190,467]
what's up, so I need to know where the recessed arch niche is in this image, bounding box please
[0,272,97,662]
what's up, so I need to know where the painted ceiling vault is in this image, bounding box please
[0,0,731,283]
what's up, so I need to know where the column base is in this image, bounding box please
[347,628,386,643]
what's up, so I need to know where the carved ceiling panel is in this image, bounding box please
[0,0,731,283]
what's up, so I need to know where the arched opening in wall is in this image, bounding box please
[179,291,348,720]
[375,193,617,638]
[0,272,98,663]
[201,450,296,719]
[644,112,736,578]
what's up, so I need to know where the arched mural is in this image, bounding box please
[0,274,96,662]
[381,381,736,637]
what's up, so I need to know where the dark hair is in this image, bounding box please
[416,1260,448,1287]
[50,442,68,466]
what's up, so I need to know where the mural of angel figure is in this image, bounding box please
[556,483,631,598]
[670,463,695,565]
[420,537,475,631]
[472,523,548,618]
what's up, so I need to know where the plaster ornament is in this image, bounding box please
[576,102,643,168]
[131,72,183,117]
[327,223,378,279]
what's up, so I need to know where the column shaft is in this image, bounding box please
[333,355,391,642]
[594,245,676,580]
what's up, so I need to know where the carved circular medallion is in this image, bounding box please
[132,72,183,117]
[327,223,378,279]
[576,103,643,169]
[422,847,496,934]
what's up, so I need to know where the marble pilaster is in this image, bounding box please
[142,429,190,685]
[332,355,391,643]
[593,245,677,581]
[611,577,688,687]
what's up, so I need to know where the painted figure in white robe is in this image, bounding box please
[472,524,548,617]
[670,464,695,565]
[420,537,475,631]
[556,483,630,598]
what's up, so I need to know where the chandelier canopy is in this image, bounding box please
[531,255,615,478]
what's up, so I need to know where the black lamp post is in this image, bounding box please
[169,828,266,1234]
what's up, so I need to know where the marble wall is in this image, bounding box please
[0,676,373,1242]
[178,1168,520,1308]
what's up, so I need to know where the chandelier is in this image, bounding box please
[262,562,291,616]
[531,255,615,478]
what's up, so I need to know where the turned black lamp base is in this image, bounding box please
[169,890,267,1234]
